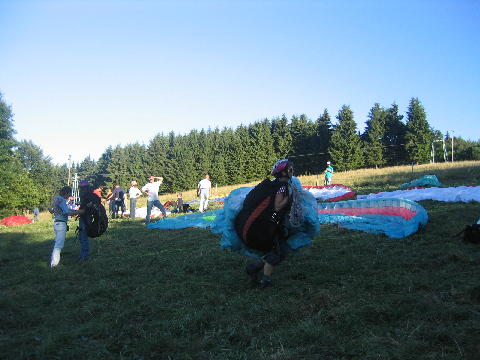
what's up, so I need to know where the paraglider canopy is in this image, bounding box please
[0,216,32,226]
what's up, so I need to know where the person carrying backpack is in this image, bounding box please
[235,159,294,288]
[78,180,109,260]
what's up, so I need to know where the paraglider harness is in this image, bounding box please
[77,191,109,238]
[456,223,480,244]
[235,178,289,256]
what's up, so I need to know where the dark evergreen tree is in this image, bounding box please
[383,103,407,165]
[209,128,228,187]
[195,129,214,177]
[76,156,98,186]
[223,127,246,185]
[314,109,332,173]
[165,134,197,192]
[329,105,363,171]
[362,103,386,168]
[405,98,433,164]
[123,143,149,186]
[245,120,276,180]
[290,114,316,174]
[94,146,113,187]
[271,114,293,159]
[146,134,169,181]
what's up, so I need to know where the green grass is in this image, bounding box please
[1,163,480,359]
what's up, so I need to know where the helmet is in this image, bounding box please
[271,159,290,176]
[79,180,89,187]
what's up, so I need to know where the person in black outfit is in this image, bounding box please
[235,159,294,288]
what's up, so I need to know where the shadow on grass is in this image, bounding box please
[1,201,480,359]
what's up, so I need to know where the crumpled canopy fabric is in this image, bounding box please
[0,216,32,226]
[212,176,320,258]
[357,185,480,203]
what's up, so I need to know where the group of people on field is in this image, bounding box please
[48,161,332,289]
[48,174,212,266]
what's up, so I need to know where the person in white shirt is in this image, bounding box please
[128,181,142,219]
[142,176,167,224]
[197,174,212,212]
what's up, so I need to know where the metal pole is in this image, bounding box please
[451,136,454,162]
[67,155,72,186]
[431,142,435,163]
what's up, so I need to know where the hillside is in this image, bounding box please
[1,161,479,359]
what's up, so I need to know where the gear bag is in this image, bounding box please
[81,193,109,238]
[462,224,480,244]
[235,178,286,252]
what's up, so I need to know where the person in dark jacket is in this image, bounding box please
[235,159,294,288]
[78,180,98,260]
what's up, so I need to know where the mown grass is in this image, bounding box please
[1,161,480,359]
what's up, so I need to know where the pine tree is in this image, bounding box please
[383,103,406,165]
[290,114,316,174]
[76,156,98,186]
[328,105,363,171]
[165,134,197,192]
[95,146,113,187]
[209,128,228,187]
[363,103,386,168]
[271,114,293,159]
[146,134,169,180]
[223,127,245,185]
[314,109,332,173]
[405,98,433,164]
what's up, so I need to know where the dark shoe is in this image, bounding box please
[260,279,272,288]
[245,262,263,284]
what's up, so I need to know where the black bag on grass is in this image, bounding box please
[462,223,480,244]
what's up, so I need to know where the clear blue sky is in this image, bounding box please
[1,0,479,165]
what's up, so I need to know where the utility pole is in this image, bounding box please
[67,155,72,185]
[451,132,454,162]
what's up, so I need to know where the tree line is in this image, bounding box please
[1,92,479,217]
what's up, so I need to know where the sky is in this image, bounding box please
[1,0,479,165]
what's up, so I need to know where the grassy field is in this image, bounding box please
[1,161,480,359]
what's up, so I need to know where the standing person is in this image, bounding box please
[128,181,142,219]
[106,184,125,219]
[78,180,96,260]
[324,161,334,185]
[50,186,84,267]
[197,174,212,212]
[176,192,184,213]
[142,176,167,225]
[33,206,40,222]
[235,159,294,288]
[113,184,126,218]
[105,187,115,218]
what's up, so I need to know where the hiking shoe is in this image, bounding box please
[260,279,272,288]
[245,263,262,284]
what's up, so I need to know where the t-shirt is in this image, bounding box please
[198,179,211,192]
[325,165,334,179]
[53,196,70,222]
[128,187,142,199]
[142,181,162,201]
